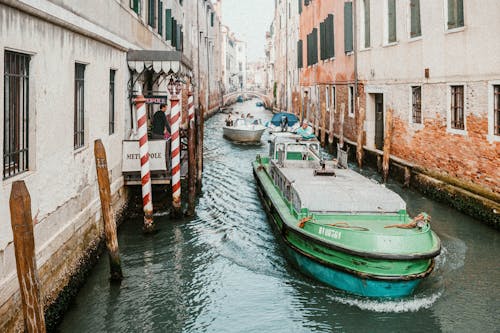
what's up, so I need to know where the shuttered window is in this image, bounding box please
[326,14,334,58]
[387,0,397,43]
[130,0,140,14]
[364,0,370,47]
[148,0,155,28]
[172,18,177,47]
[344,2,353,53]
[298,0,302,14]
[312,28,318,65]
[165,9,172,41]
[494,85,500,136]
[298,40,303,69]
[109,70,116,135]
[211,12,214,27]
[320,21,326,60]
[410,0,421,38]
[451,86,464,130]
[74,64,86,149]
[447,0,464,30]
[158,1,163,35]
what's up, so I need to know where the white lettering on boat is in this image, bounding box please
[318,227,342,240]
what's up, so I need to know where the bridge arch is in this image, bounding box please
[223,90,272,109]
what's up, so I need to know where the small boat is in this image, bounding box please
[266,112,300,133]
[256,101,264,107]
[236,95,244,103]
[252,135,441,298]
[223,118,267,143]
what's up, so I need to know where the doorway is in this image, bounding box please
[374,93,384,150]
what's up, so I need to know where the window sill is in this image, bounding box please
[446,127,467,136]
[445,26,465,35]
[345,51,354,56]
[383,42,399,48]
[487,135,500,143]
[2,170,36,187]
[408,36,423,43]
[348,112,355,118]
[359,47,371,52]
[410,122,424,130]
[74,145,89,156]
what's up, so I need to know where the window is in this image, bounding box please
[388,0,397,43]
[165,9,172,41]
[298,0,302,14]
[450,85,464,130]
[130,0,140,14]
[348,86,355,116]
[211,12,214,27]
[74,63,86,149]
[494,85,500,136]
[297,40,303,68]
[320,14,334,60]
[363,0,370,48]
[148,0,155,28]
[411,86,422,124]
[158,1,163,35]
[410,0,421,38]
[331,86,336,110]
[3,51,30,179]
[307,28,318,66]
[109,70,116,135]
[447,0,464,30]
[344,2,353,53]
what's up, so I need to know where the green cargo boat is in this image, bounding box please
[252,134,441,298]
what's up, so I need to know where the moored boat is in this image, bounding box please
[223,118,267,143]
[252,134,441,298]
[265,112,300,133]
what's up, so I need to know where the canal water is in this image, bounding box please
[60,100,499,333]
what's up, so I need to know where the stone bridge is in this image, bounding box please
[223,90,272,109]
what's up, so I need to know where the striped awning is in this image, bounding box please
[127,50,193,77]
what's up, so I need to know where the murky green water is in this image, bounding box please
[60,100,500,332]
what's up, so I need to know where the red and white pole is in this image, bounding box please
[135,94,154,231]
[170,89,182,217]
[188,92,195,122]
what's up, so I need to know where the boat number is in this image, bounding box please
[318,227,342,240]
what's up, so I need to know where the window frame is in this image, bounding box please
[109,69,116,135]
[74,63,86,150]
[447,84,467,135]
[348,85,355,118]
[445,0,464,32]
[384,0,398,46]
[3,50,31,180]
[409,0,422,39]
[487,81,500,142]
[410,85,423,126]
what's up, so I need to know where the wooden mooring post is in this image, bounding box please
[94,140,123,281]
[320,87,327,147]
[187,92,196,216]
[196,104,204,194]
[9,181,46,333]
[339,103,345,148]
[383,108,394,183]
[356,107,366,168]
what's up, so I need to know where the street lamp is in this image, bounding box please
[167,77,183,97]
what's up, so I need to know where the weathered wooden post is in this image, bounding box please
[356,107,366,168]
[170,90,182,218]
[134,94,154,232]
[328,106,335,144]
[196,104,204,194]
[9,181,46,333]
[299,90,303,122]
[94,140,123,281]
[320,87,327,146]
[383,108,394,183]
[187,92,196,216]
[339,103,346,148]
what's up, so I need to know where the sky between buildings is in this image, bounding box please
[220,0,274,62]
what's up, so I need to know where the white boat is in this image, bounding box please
[223,118,267,143]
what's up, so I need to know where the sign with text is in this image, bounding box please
[122,140,167,172]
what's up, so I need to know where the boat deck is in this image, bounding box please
[279,164,406,214]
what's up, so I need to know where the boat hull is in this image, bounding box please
[223,127,266,142]
[253,162,434,298]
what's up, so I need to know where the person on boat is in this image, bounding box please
[246,113,253,118]
[296,121,315,139]
[226,112,233,126]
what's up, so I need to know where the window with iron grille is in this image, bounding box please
[109,70,116,135]
[74,63,86,149]
[450,85,464,130]
[412,86,422,124]
[494,85,500,136]
[3,51,30,179]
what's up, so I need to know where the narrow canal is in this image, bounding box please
[60,100,499,333]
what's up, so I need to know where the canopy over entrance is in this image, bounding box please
[127,50,193,76]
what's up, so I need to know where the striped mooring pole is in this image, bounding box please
[188,92,195,122]
[187,91,196,216]
[135,94,154,232]
[170,89,182,218]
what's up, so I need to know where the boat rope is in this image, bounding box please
[297,216,313,228]
[384,213,431,230]
[327,222,370,231]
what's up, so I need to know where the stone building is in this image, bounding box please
[356,0,500,195]
[0,0,222,331]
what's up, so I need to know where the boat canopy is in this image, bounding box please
[270,113,299,127]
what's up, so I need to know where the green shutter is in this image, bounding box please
[148,0,155,27]
[344,2,353,53]
[298,40,303,69]
[388,0,396,43]
[327,14,335,58]
[410,0,421,37]
[176,24,181,51]
[211,12,214,27]
[313,28,318,64]
[364,0,370,47]
[158,1,163,35]
[166,9,172,40]
[298,0,302,14]
[172,19,177,47]
[131,0,140,14]
[457,0,464,27]
[320,21,325,60]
